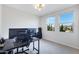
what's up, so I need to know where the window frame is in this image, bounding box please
[47,16,56,31]
[59,11,74,33]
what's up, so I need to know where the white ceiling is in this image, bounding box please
[5,4,75,16]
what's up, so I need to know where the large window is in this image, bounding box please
[47,17,55,31]
[60,12,73,32]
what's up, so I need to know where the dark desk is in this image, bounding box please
[0,39,14,54]
[0,37,40,54]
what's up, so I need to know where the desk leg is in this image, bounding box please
[32,39,40,54]
[22,47,23,52]
[33,41,34,50]
[38,40,40,54]
[17,48,18,53]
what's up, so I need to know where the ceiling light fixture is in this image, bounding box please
[34,4,45,11]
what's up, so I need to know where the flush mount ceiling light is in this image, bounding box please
[34,4,45,11]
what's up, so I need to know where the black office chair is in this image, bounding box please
[14,29,32,54]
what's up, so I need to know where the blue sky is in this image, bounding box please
[61,12,73,24]
[47,12,73,24]
[47,17,55,24]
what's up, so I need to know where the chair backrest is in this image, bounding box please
[36,27,42,39]
[16,29,32,47]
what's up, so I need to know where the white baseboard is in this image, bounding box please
[43,38,79,50]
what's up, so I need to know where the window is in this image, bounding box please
[60,12,73,32]
[47,16,55,31]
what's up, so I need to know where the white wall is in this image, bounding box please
[40,5,79,49]
[1,5,79,49]
[1,5,39,38]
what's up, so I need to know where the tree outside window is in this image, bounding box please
[60,12,73,32]
[47,17,55,31]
